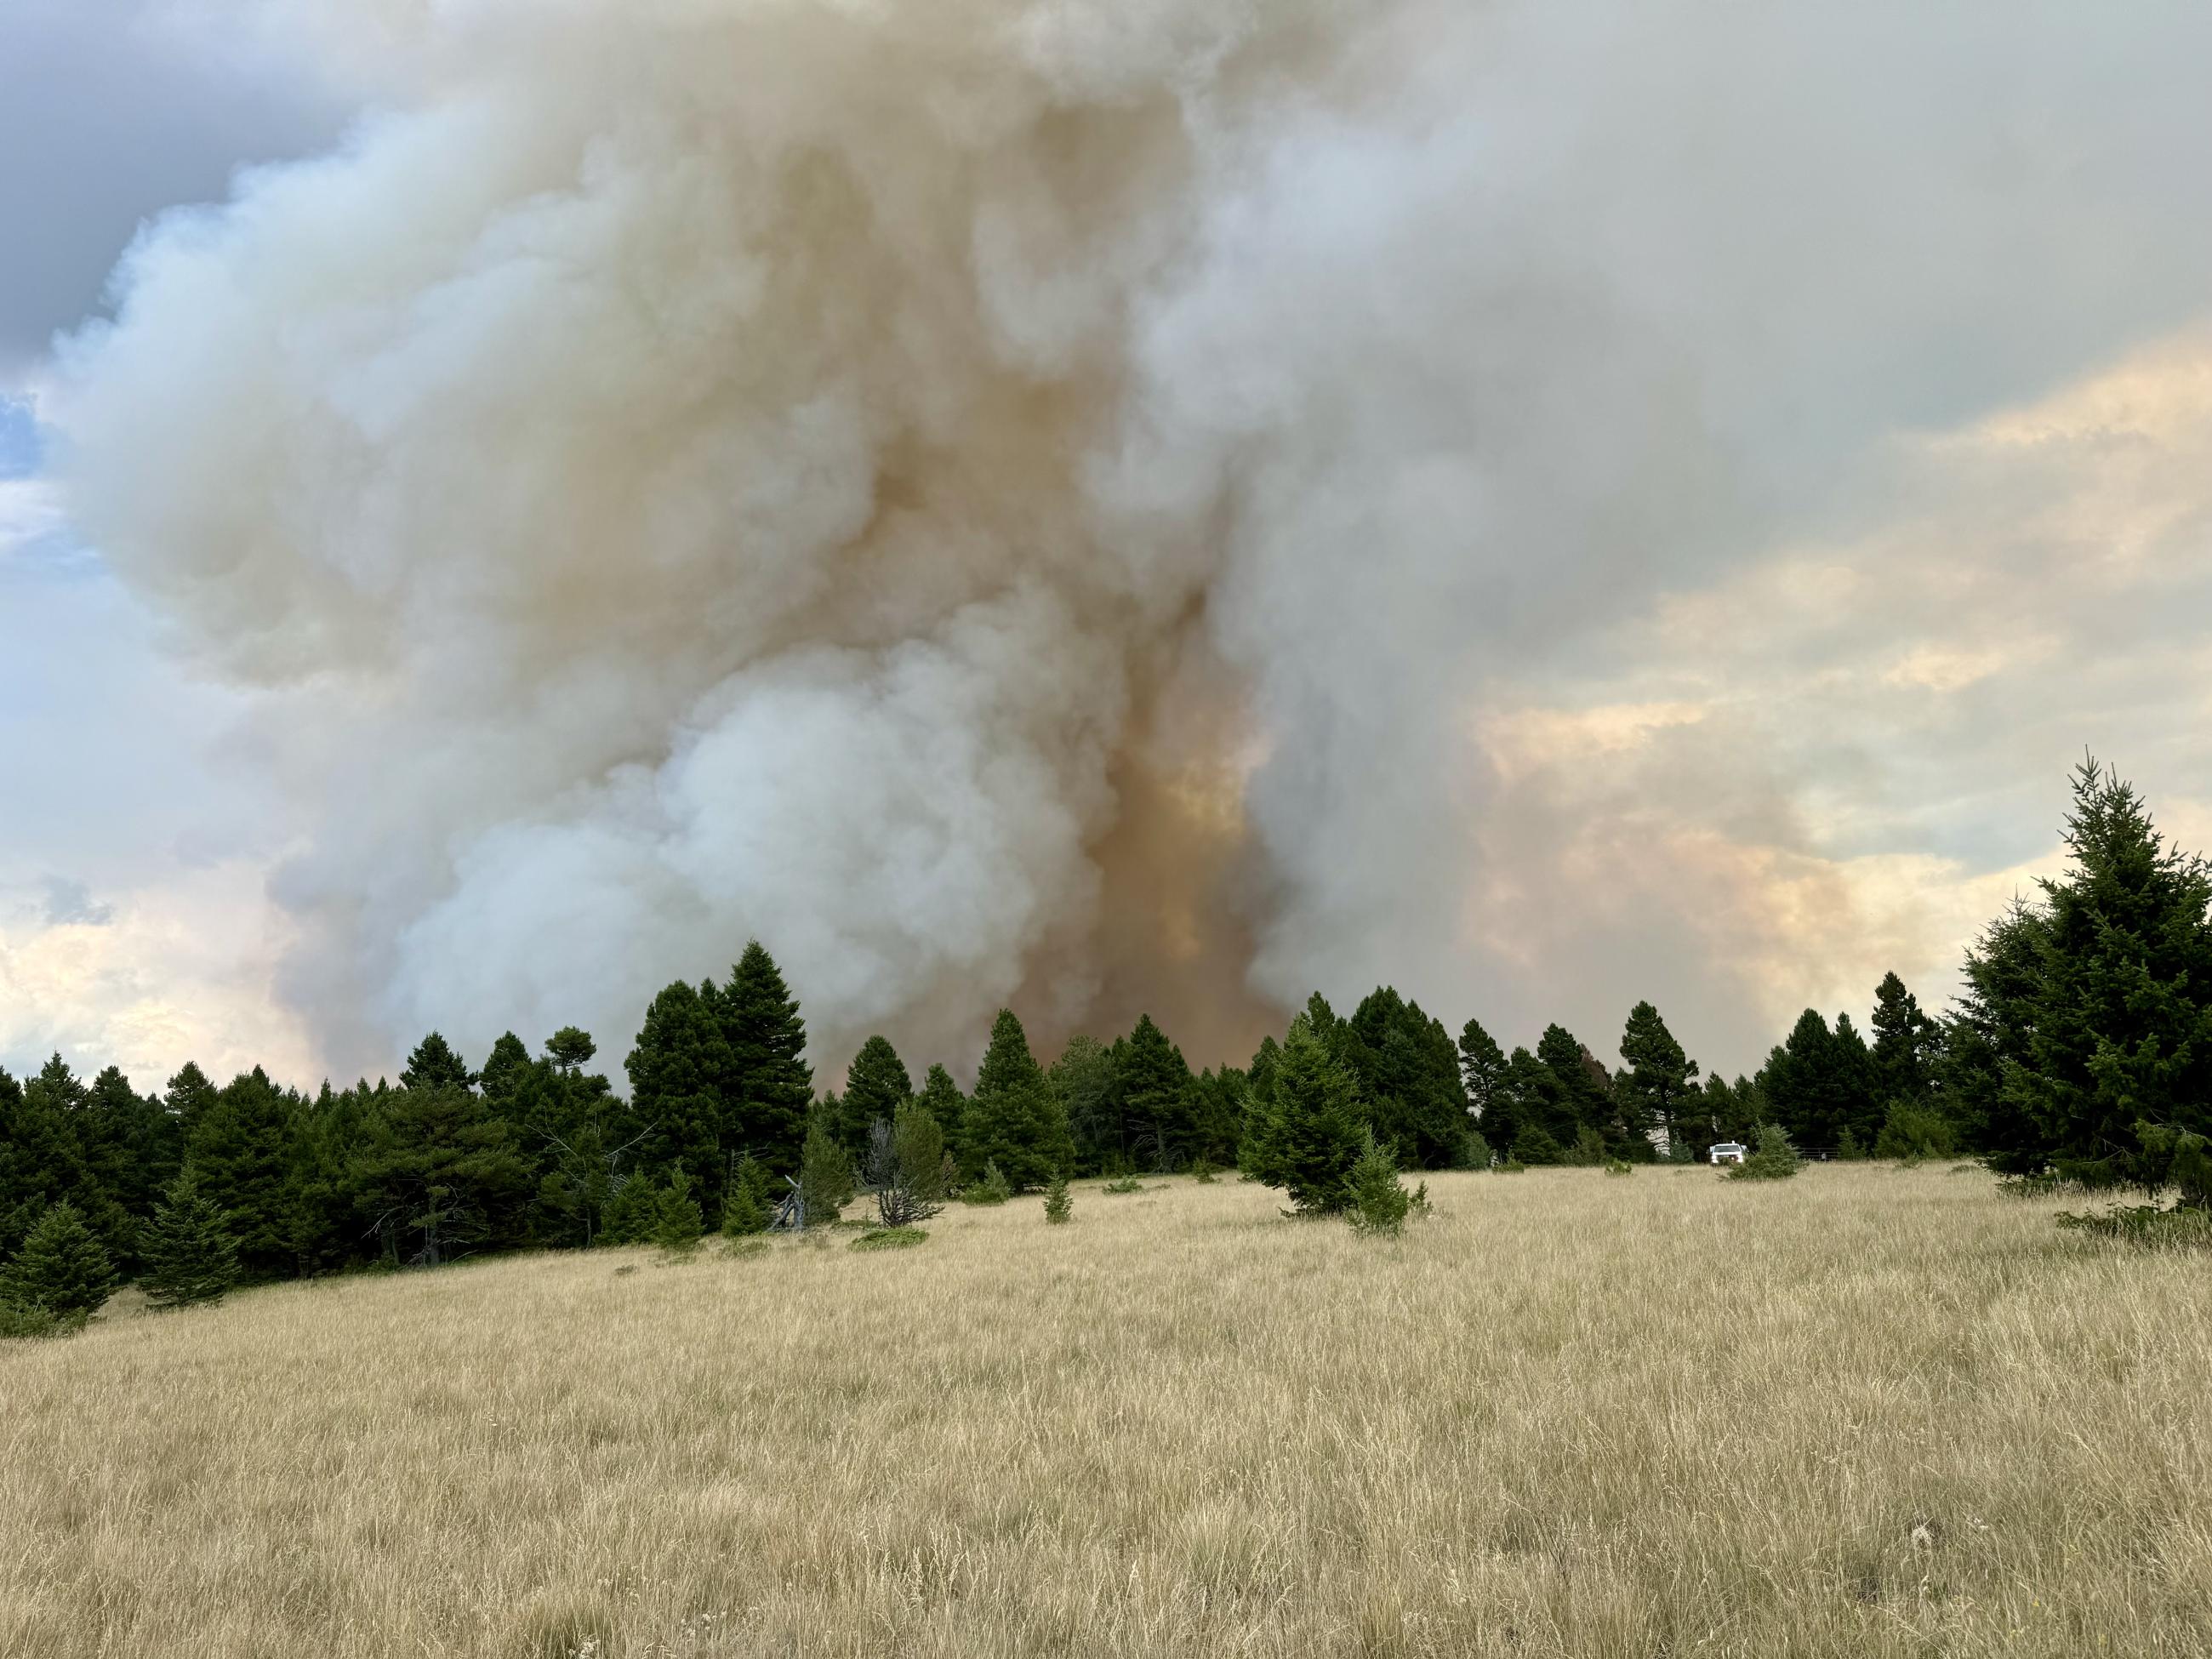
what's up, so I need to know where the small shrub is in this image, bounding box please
[850,1227,927,1251]
[723,1236,771,1258]
[601,1172,659,1245]
[1103,1175,1145,1194]
[1043,1172,1073,1223]
[1497,1159,1527,1174]
[1569,1126,1608,1167]
[1509,1125,1562,1166]
[1460,1129,1494,1171]
[1835,1128,1866,1161]
[963,1161,1013,1206]
[1344,1128,1414,1237]
[719,1155,773,1237]
[1189,1157,1218,1184]
[653,1169,704,1257]
[1727,1123,1801,1182]
[2055,1205,2212,1249]
[864,1103,949,1226]
[1996,1172,2066,1200]
[801,1120,856,1226]
[1603,1159,1633,1177]
[0,1301,73,1340]
[1874,1100,1961,1161]
[1407,1179,1431,1219]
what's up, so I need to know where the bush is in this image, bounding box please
[963,1161,1012,1206]
[1344,1128,1415,1237]
[1497,1159,1527,1174]
[1874,1101,1961,1161]
[2055,1204,2212,1248]
[864,1103,949,1227]
[1189,1156,1218,1184]
[1727,1123,1802,1182]
[1568,1126,1608,1167]
[141,1166,241,1309]
[0,1300,75,1340]
[849,1227,927,1251]
[1603,1159,1633,1177]
[653,1169,705,1256]
[800,1120,855,1226]
[1836,1128,1866,1160]
[601,1172,660,1245]
[1043,1172,1073,1224]
[0,1201,115,1319]
[1509,1125,1562,1166]
[1103,1175,1145,1194]
[1460,1129,1494,1171]
[720,1155,773,1237]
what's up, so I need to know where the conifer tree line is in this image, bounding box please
[4,756,2209,1317]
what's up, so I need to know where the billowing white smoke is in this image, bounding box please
[49,0,2212,1077]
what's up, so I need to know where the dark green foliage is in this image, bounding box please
[140,1166,240,1308]
[624,978,731,1207]
[1510,1122,1565,1166]
[961,1010,1073,1189]
[514,1035,636,1248]
[1345,988,1468,1169]
[1758,1010,1878,1155]
[1836,1127,1867,1160]
[1874,1100,1959,1160]
[601,1172,661,1245]
[720,1154,773,1236]
[545,1027,597,1071]
[1728,1122,1801,1181]
[186,1068,305,1278]
[1102,1174,1145,1194]
[1497,1159,1528,1174]
[798,1117,853,1226]
[1051,1035,1119,1175]
[1535,1026,1615,1149]
[1457,1016,1508,1131]
[836,1036,913,1159]
[401,1032,476,1092]
[1043,1172,1073,1223]
[850,1227,927,1251]
[1,1200,114,1317]
[1344,1127,1414,1236]
[1114,1014,1195,1171]
[916,1064,967,1166]
[1460,1129,1493,1170]
[1189,1155,1218,1183]
[1242,1018,1365,1214]
[351,1083,531,1267]
[477,1032,533,1104]
[1618,1001,1700,1161]
[714,941,815,1183]
[0,1300,68,1339]
[1870,972,1942,1116]
[653,1169,704,1255]
[1604,1158,1633,1177]
[2054,1203,2212,1247]
[1567,1126,1608,1166]
[2133,1124,2212,1210]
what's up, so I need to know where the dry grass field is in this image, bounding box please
[4,1165,2209,1658]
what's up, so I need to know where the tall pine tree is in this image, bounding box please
[961,1010,1072,1189]
[1618,1001,1701,1160]
[713,942,813,1184]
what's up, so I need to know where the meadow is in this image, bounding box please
[3,1165,2207,1658]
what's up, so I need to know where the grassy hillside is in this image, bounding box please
[3,1166,2207,1657]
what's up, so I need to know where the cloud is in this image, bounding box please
[25,0,2212,1087]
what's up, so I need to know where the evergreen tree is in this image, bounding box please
[653,1168,704,1254]
[1343,1126,1416,1236]
[2008,759,2212,1189]
[401,1032,476,1092]
[1345,988,1468,1169]
[713,941,814,1183]
[799,1116,853,1225]
[601,1172,661,1245]
[1829,1012,1882,1149]
[351,1083,530,1266]
[546,1026,598,1072]
[187,1069,303,1278]
[835,1035,912,1159]
[1051,1035,1120,1174]
[477,1032,533,1105]
[1042,1170,1073,1224]
[625,979,730,1207]
[916,1064,968,1167]
[1185,1067,1248,1168]
[1534,1025,1608,1147]
[1,1200,114,1319]
[961,1010,1074,1189]
[1242,1018,1365,1214]
[162,1062,222,1143]
[1458,1016,1508,1141]
[140,1166,241,1308]
[721,1154,774,1236]
[1618,1001,1701,1160]
[1942,898,2050,1171]
[1115,1014,1194,1170]
[1869,972,1940,1113]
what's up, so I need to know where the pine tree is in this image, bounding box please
[1534,1025,1608,1148]
[916,1064,967,1167]
[961,1010,1073,1189]
[1042,1171,1073,1224]
[720,1154,774,1236]
[1343,1126,1415,1236]
[401,1032,476,1092]
[653,1169,704,1255]
[1618,1001,1701,1160]
[1051,1034,1120,1174]
[1,1201,115,1319]
[141,1166,241,1308]
[546,1027,598,1072]
[187,1068,303,1278]
[1185,1067,1248,1169]
[624,979,730,1206]
[1345,989,1468,1169]
[836,1036,912,1158]
[1243,1018,1365,1214]
[1458,1016,1508,1147]
[351,1083,530,1267]
[1115,1014,1194,1171]
[477,1032,533,1104]
[1869,972,1938,1109]
[714,941,814,1183]
[1942,899,2050,1171]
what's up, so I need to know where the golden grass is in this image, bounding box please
[4,1165,2209,1657]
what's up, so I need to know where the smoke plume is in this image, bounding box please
[48,0,2212,1078]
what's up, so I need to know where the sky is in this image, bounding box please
[5,0,2212,1095]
